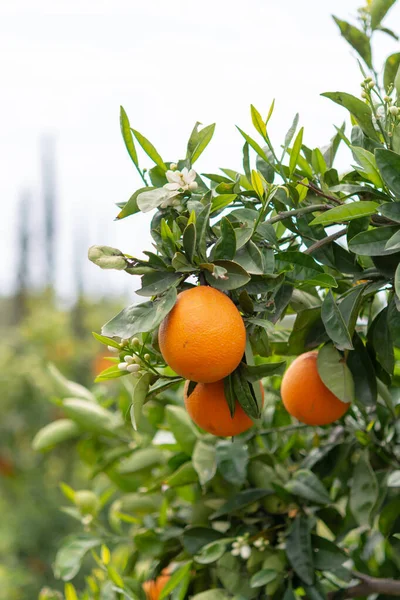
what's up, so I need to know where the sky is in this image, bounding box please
[1,0,400,302]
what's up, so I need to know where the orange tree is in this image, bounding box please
[36,1,400,598]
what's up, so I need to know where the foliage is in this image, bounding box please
[35,1,400,598]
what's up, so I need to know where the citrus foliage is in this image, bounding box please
[35,1,400,598]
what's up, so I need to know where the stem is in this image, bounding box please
[304,228,347,255]
[326,571,400,598]
[247,423,310,441]
[135,163,148,186]
[302,182,343,205]
[265,204,332,225]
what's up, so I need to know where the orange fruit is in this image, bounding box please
[281,351,349,426]
[184,379,264,437]
[158,286,246,383]
[143,569,170,600]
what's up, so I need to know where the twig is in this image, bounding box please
[304,228,347,255]
[265,204,332,225]
[327,571,400,598]
[297,181,343,205]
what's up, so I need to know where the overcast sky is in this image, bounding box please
[1,0,399,301]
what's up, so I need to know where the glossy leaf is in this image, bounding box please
[285,515,314,585]
[321,92,378,140]
[33,420,81,452]
[54,536,100,581]
[234,241,264,275]
[195,540,230,565]
[120,107,138,167]
[131,129,166,171]
[232,368,260,420]
[375,148,400,196]
[380,202,400,223]
[395,263,400,300]
[62,399,121,434]
[250,569,278,588]
[165,461,198,487]
[165,405,199,455]
[191,124,216,164]
[211,194,237,213]
[211,489,272,519]
[312,535,347,570]
[317,343,355,403]
[275,251,323,281]
[214,217,236,261]
[333,17,372,66]
[310,201,379,226]
[216,440,249,486]
[370,0,396,29]
[384,52,400,92]
[204,260,251,291]
[368,306,394,374]
[348,225,400,256]
[251,104,267,139]
[193,441,217,486]
[136,272,181,297]
[130,373,152,431]
[284,113,299,150]
[350,452,378,526]
[285,469,331,504]
[159,562,192,599]
[289,127,304,176]
[118,447,164,474]
[321,291,353,350]
[385,229,400,251]
[183,222,197,263]
[102,287,177,338]
[347,333,377,406]
[182,528,223,555]
[241,361,286,382]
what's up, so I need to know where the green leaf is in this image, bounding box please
[348,225,400,256]
[211,194,237,213]
[285,469,331,504]
[240,361,286,382]
[216,440,248,486]
[339,285,365,336]
[283,584,297,600]
[136,272,181,297]
[204,260,251,291]
[284,113,299,150]
[311,148,328,175]
[350,451,378,526]
[183,222,197,263]
[159,562,192,599]
[251,104,267,139]
[191,591,230,600]
[380,202,400,223]
[379,497,400,536]
[387,471,400,487]
[131,129,166,171]
[116,187,154,219]
[224,373,236,418]
[232,368,260,420]
[130,373,152,431]
[275,251,323,281]
[165,405,199,455]
[94,364,128,382]
[172,252,194,273]
[288,307,323,355]
[62,399,121,434]
[321,291,353,350]
[165,461,199,487]
[211,489,272,519]
[317,343,355,404]
[312,535,347,570]
[193,440,217,486]
[347,333,377,406]
[370,0,396,29]
[102,287,177,338]
[118,447,164,474]
[183,527,224,555]
[368,306,394,374]
[395,263,400,300]
[32,420,81,452]
[120,107,139,167]
[310,201,379,226]
[332,17,372,67]
[54,536,100,581]
[285,515,314,585]
[236,126,270,162]
[384,52,400,92]
[92,332,120,349]
[214,217,237,261]
[385,229,400,251]
[289,127,304,176]
[375,148,400,196]
[191,124,216,164]
[250,569,278,588]
[196,202,212,260]
[234,241,264,275]
[321,92,378,140]
[352,146,384,187]
[47,363,95,402]
[195,540,230,565]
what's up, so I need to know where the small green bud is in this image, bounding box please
[365,76,373,83]
[384,95,392,103]
[144,353,151,362]
[170,163,178,170]
[368,81,375,89]
[88,245,126,270]
[361,92,368,99]
[75,490,100,515]
[389,106,400,116]
[131,337,140,347]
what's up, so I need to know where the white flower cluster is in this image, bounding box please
[231,535,251,559]
[159,167,198,209]
[254,537,269,551]
[118,354,142,374]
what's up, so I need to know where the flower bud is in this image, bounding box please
[107,345,118,353]
[368,81,375,89]
[144,353,151,361]
[361,92,368,99]
[131,337,140,347]
[88,245,126,270]
[127,363,140,373]
[389,106,399,116]
[74,490,100,515]
[384,95,392,103]
[170,163,178,170]
[188,181,198,191]
[124,355,134,364]
[118,362,128,371]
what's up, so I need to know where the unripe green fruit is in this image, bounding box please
[74,490,100,515]
[262,494,289,514]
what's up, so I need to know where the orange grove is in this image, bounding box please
[143,569,170,600]
[184,379,264,437]
[158,286,246,383]
[281,350,349,426]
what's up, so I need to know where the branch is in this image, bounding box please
[304,228,347,255]
[327,571,400,598]
[265,204,333,225]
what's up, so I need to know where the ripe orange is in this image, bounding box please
[143,569,170,600]
[158,286,246,383]
[184,379,264,437]
[281,351,349,426]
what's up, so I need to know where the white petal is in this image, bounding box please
[186,169,197,183]
[166,170,182,184]
[180,167,189,178]
[164,182,181,191]
[240,545,251,559]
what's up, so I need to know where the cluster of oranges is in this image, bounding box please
[158,285,349,436]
